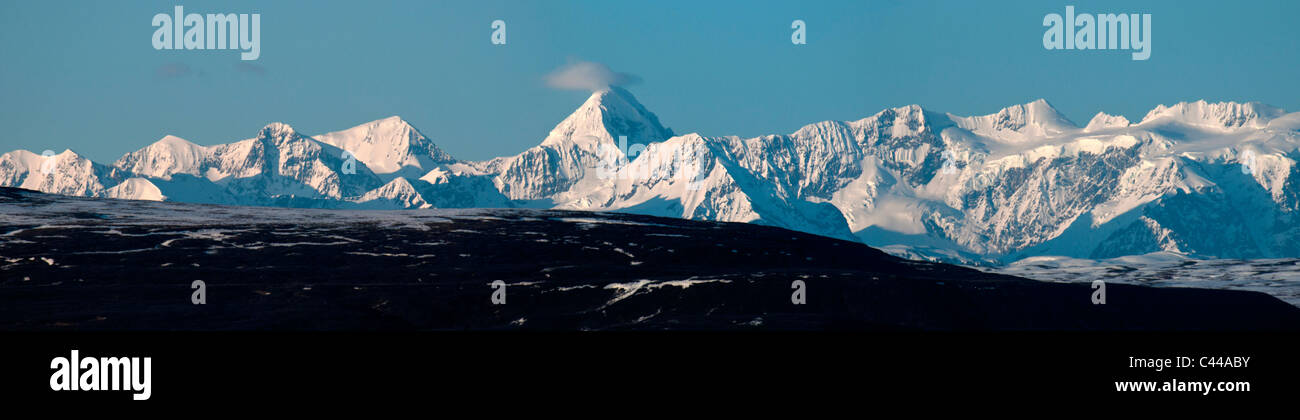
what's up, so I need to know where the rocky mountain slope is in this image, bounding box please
[5,89,1300,264]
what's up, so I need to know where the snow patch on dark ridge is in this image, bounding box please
[2,187,1297,331]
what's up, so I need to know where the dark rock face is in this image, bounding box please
[2,187,1298,331]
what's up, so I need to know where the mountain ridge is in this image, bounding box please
[5,91,1300,265]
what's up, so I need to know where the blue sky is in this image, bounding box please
[2,0,1298,162]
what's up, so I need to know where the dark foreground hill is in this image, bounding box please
[1,187,1298,330]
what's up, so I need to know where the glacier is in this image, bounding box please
[5,88,1300,268]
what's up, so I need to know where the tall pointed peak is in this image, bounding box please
[576,86,656,121]
[586,85,641,105]
[542,86,673,148]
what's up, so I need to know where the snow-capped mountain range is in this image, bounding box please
[6,87,1300,264]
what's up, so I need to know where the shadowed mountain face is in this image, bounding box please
[2,187,1298,331]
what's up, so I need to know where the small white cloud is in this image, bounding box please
[544,60,641,91]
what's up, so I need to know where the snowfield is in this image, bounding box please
[5,89,1300,267]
